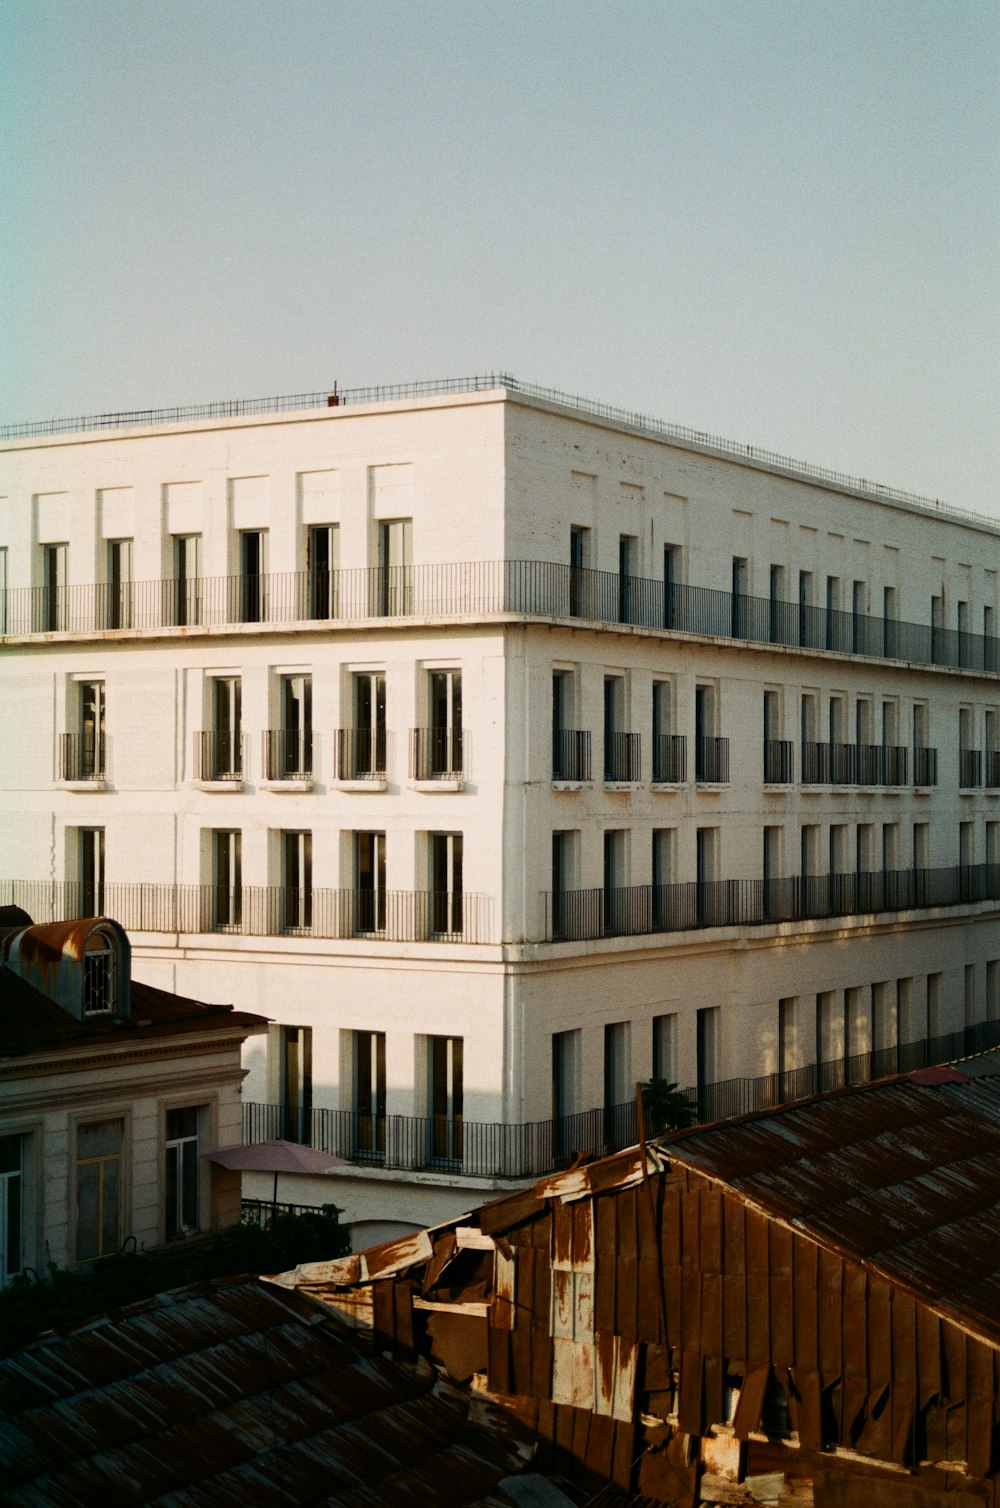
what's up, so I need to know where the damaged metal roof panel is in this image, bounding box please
[0,1276,542,1507]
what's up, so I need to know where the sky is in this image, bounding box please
[2,0,997,515]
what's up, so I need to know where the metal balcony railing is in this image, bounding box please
[961,748,984,788]
[194,731,244,781]
[987,750,1000,789]
[410,726,463,779]
[552,729,592,782]
[240,1015,1000,1179]
[652,733,687,783]
[59,732,105,781]
[604,731,641,782]
[802,742,912,787]
[913,746,939,786]
[0,880,493,943]
[695,735,729,783]
[544,861,1000,942]
[334,727,386,780]
[4,557,998,681]
[763,739,794,784]
[263,728,313,780]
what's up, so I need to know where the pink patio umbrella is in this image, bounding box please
[204,1139,348,1212]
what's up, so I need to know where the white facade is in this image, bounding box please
[2,378,999,1231]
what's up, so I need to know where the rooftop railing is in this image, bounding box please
[4,558,998,680]
[2,373,995,532]
[240,1016,1000,1180]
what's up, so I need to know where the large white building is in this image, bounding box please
[2,375,998,1239]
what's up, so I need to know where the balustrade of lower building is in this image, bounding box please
[242,1016,1000,1181]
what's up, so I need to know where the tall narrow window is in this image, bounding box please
[428,1035,463,1164]
[208,677,242,780]
[420,669,462,777]
[663,544,680,629]
[931,593,944,664]
[378,519,412,615]
[552,1029,582,1141]
[696,827,719,924]
[164,1107,200,1239]
[173,535,201,627]
[618,534,637,623]
[798,569,814,647]
[825,575,840,649]
[769,565,786,643]
[239,530,267,623]
[652,1013,678,1083]
[79,828,105,917]
[603,1021,632,1134]
[270,674,312,779]
[212,829,242,930]
[429,832,463,938]
[42,543,67,632]
[603,829,627,935]
[0,1135,23,1284]
[352,672,386,777]
[552,669,588,781]
[278,1026,312,1143]
[569,526,590,617]
[653,681,683,782]
[957,600,970,666]
[0,545,8,635]
[731,556,748,637]
[354,831,386,935]
[308,523,339,620]
[281,830,312,933]
[851,580,866,653]
[353,1031,386,1158]
[696,1006,720,1100]
[883,585,898,658]
[550,830,577,940]
[76,1120,122,1262]
[107,539,133,630]
[65,680,106,781]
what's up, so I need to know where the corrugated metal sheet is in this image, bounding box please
[0,1276,547,1507]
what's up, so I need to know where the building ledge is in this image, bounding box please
[411,777,464,793]
[59,778,108,793]
[335,778,388,793]
[650,782,683,793]
[260,778,314,793]
[193,778,244,794]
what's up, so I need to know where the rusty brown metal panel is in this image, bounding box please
[663,1261,682,1348]
[531,1317,553,1401]
[889,1291,917,1464]
[372,1278,396,1350]
[703,1350,725,1433]
[942,1320,968,1402]
[680,1253,701,1353]
[637,1257,663,1345]
[424,1311,488,1382]
[842,1265,868,1382]
[552,1200,574,1269]
[552,1400,578,1481]
[616,1252,639,1341]
[533,1245,552,1326]
[681,1182,700,1270]
[700,1184,724,1275]
[793,1367,823,1449]
[769,1222,794,1370]
[477,1188,547,1236]
[611,1416,637,1489]
[487,1318,513,1396]
[745,1209,771,1363]
[817,1247,843,1378]
[867,1275,892,1398]
[420,1232,457,1296]
[510,1302,533,1397]
[393,1278,417,1361]
[793,1235,819,1373]
[677,1347,703,1435]
[584,1410,617,1483]
[700,1270,724,1360]
[637,1427,697,1505]
[968,1337,995,1478]
[572,1199,594,1269]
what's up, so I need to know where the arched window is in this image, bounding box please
[83,929,117,1016]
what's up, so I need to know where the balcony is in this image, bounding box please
[194,731,244,783]
[544,861,1000,942]
[6,557,997,681]
[59,732,105,783]
[763,739,794,784]
[604,731,641,783]
[410,726,463,781]
[552,729,592,782]
[802,742,909,787]
[334,727,386,782]
[960,748,984,789]
[987,750,1000,790]
[1,879,492,944]
[695,735,729,783]
[913,745,939,786]
[262,729,313,782]
[242,1013,1000,1179]
[652,733,687,784]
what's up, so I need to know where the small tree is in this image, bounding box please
[639,1078,699,1134]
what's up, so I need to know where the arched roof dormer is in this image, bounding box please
[0,918,131,1021]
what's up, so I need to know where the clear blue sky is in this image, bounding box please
[3,0,997,514]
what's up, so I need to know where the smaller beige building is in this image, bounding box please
[0,909,266,1280]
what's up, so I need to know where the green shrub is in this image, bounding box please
[639,1078,699,1132]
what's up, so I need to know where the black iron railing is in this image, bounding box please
[60,732,105,781]
[5,557,998,681]
[334,727,386,780]
[552,729,592,782]
[763,739,794,784]
[0,880,493,943]
[987,750,1000,789]
[544,861,1000,942]
[652,733,687,783]
[410,726,463,779]
[961,748,984,788]
[194,731,243,781]
[913,746,939,786]
[695,736,729,783]
[604,731,641,782]
[240,1016,1000,1179]
[803,741,914,786]
[263,728,313,780]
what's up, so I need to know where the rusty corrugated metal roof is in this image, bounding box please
[662,1076,1000,1346]
[0,1276,557,1507]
